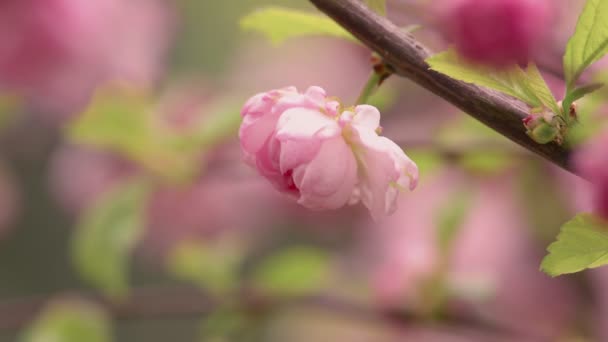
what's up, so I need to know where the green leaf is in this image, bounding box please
[427,50,558,111]
[72,178,150,298]
[541,213,608,276]
[364,0,386,16]
[167,241,240,294]
[562,83,604,116]
[251,247,331,296]
[525,63,561,115]
[564,0,608,89]
[240,7,358,45]
[21,300,112,342]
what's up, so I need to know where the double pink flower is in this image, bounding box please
[239,86,418,219]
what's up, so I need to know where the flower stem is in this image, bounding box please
[356,71,383,105]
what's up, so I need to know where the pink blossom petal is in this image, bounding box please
[352,104,381,131]
[279,139,322,174]
[276,108,340,140]
[352,127,418,220]
[239,112,280,156]
[293,136,358,210]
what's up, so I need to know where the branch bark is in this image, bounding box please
[309,0,575,173]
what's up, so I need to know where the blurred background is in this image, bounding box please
[0,0,604,341]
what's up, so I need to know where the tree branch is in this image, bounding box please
[309,0,575,173]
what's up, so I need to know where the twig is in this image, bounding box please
[309,0,575,174]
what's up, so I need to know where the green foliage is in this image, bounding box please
[72,178,150,298]
[251,247,331,296]
[364,0,386,16]
[0,94,21,131]
[459,152,514,175]
[240,7,358,45]
[565,71,608,145]
[541,213,608,276]
[167,241,241,294]
[437,116,516,175]
[21,300,112,342]
[199,307,252,342]
[69,89,241,183]
[69,89,198,182]
[406,149,443,176]
[563,0,608,89]
[427,50,559,114]
[69,89,156,161]
[187,101,241,149]
[436,192,470,256]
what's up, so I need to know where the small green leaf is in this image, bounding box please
[167,241,240,294]
[525,63,560,115]
[251,247,331,296]
[364,0,386,16]
[541,213,608,276]
[427,50,558,111]
[562,83,604,116]
[564,0,608,89]
[72,178,150,298]
[21,300,112,342]
[240,7,358,45]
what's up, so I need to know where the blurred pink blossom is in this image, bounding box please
[49,145,138,215]
[48,143,285,257]
[435,0,554,67]
[367,170,577,340]
[0,0,173,117]
[240,86,418,219]
[141,175,281,256]
[573,129,608,219]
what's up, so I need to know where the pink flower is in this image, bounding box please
[573,130,608,219]
[436,0,553,66]
[0,0,173,116]
[239,86,418,219]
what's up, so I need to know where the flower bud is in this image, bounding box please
[523,111,562,144]
[436,0,553,67]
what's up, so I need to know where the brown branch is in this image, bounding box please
[309,0,575,174]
